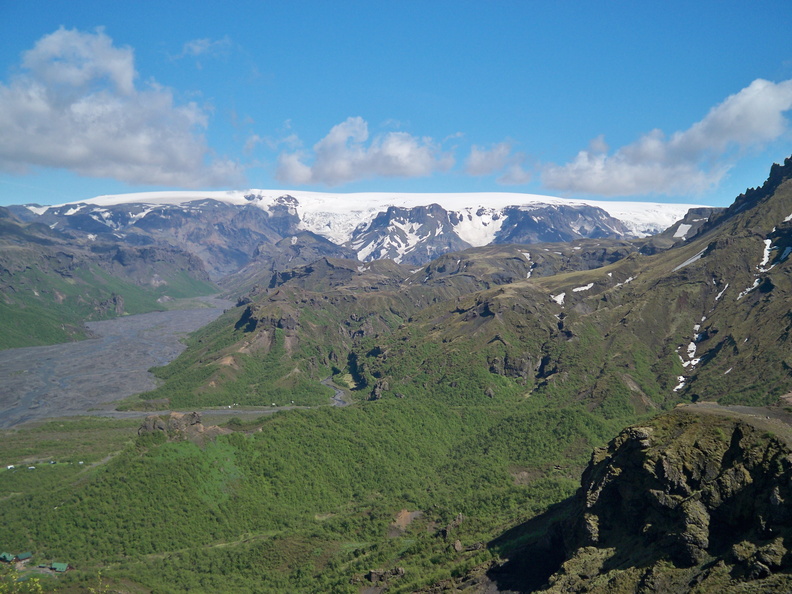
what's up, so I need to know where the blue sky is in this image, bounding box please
[1,1,791,207]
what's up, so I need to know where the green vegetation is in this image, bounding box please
[0,393,631,591]
[3,159,792,590]
[0,264,217,350]
[133,315,334,408]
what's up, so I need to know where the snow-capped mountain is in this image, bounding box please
[15,189,707,274]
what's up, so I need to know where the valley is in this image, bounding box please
[0,297,232,429]
[1,158,792,592]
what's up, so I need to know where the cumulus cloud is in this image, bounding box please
[542,78,792,196]
[0,27,244,187]
[275,116,454,185]
[465,142,531,185]
[498,163,532,185]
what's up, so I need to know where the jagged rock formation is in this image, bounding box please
[483,405,792,593]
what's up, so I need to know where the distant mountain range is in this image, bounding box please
[9,190,707,276]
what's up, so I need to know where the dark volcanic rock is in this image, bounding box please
[138,415,166,434]
[498,407,792,593]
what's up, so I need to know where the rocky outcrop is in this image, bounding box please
[537,406,792,592]
[138,411,230,443]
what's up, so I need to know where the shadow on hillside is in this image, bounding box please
[485,498,574,593]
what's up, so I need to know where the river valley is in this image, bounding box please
[0,299,233,429]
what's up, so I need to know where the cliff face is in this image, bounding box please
[543,406,792,592]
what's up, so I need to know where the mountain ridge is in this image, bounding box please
[10,190,707,273]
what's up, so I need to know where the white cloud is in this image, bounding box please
[465,141,531,185]
[243,134,264,154]
[497,163,532,185]
[543,78,792,196]
[0,27,243,188]
[178,36,232,58]
[465,143,512,175]
[276,116,454,185]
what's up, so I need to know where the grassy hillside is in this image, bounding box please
[0,398,630,592]
[0,264,218,349]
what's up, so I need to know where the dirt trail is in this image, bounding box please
[680,400,792,447]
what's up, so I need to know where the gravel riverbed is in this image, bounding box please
[0,298,233,429]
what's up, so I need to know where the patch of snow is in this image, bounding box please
[673,377,686,392]
[521,252,531,261]
[388,219,426,263]
[25,205,49,215]
[354,238,378,261]
[672,248,707,272]
[673,223,692,238]
[290,236,298,245]
[48,222,58,229]
[64,206,82,216]
[758,238,773,270]
[715,284,729,301]
[551,292,566,305]
[87,233,96,241]
[736,279,761,300]
[452,206,504,246]
[687,342,697,358]
[128,207,153,222]
[573,246,582,250]
[614,276,635,288]
[724,367,732,375]
[573,283,594,292]
[784,213,792,223]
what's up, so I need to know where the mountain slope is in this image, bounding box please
[0,208,218,348]
[1,159,790,593]
[14,190,705,273]
[137,158,792,418]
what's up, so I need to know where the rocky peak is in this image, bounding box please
[542,405,792,591]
